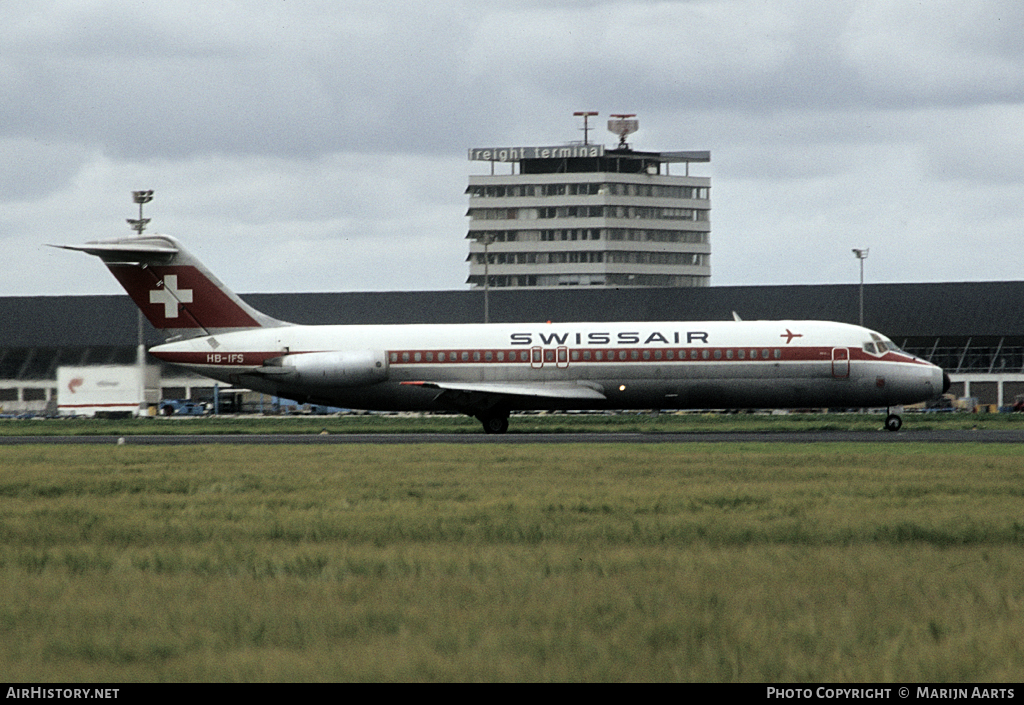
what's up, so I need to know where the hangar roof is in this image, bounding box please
[3,281,1024,348]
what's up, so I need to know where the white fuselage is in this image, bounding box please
[150,319,947,412]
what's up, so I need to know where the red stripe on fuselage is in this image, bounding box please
[386,346,927,365]
[148,351,282,366]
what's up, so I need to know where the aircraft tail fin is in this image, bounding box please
[53,235,287,338]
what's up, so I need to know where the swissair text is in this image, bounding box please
[511,331,709,346]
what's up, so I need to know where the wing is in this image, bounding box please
[401,380,606,401]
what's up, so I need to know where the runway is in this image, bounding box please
[2,430,1024,445]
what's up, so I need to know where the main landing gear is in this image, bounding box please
[476,410,510,434]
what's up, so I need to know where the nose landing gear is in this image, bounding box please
[884,410,903,432]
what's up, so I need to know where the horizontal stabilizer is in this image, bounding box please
[50,241,179,264]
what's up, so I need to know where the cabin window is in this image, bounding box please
[402,352,410,362]
[461,352,470,362]
[390,353,398,363]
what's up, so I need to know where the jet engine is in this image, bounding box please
[278,350,389,387]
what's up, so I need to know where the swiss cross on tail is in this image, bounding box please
[149,275,193,318]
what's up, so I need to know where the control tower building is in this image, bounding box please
[466,114,711,289]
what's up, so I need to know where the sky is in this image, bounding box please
[2,0,1022,297]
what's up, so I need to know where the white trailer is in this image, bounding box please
[57,365,159,417]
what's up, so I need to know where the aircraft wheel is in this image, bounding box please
[884,414,903,432]
[478,412,509,434]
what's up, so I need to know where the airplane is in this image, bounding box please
[56,234,950,433]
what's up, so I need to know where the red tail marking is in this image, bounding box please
[107,264,259,329]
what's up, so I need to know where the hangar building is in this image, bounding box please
[1,282,1022,414]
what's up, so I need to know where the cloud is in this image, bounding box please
[844,0,1024,106]
[0,138,93,200]
[1,0,1023,297]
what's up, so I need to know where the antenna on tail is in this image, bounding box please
[128,190,154,236]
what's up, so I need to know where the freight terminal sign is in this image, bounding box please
[468,145,605,162]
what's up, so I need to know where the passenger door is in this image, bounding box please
[832,347,850,379]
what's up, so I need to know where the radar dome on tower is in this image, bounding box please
[608,114,638,149]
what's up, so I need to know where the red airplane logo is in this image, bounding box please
[781,329,803,344]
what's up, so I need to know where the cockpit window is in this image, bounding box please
[865,333,903,355]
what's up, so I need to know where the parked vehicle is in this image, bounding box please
[159,399,210,416]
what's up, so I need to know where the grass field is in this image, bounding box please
[1,441,1023,681]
